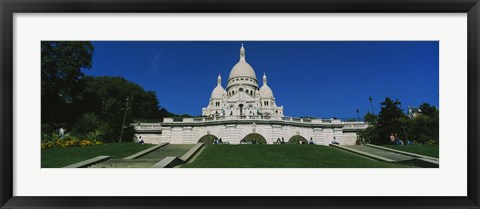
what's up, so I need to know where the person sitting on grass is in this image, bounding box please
[394,133,403,146]
[309,137,314,145]
[138,136,144,144]
[281,137,285,144]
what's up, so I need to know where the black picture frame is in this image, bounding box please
[1,0,479,208]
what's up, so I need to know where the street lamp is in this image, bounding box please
[356,108,360,121]
[369,96,375,115]
[119,97,130,143]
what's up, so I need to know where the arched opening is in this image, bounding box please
[288,135,308,144]
[198,134,218,145]
[241,133,267,144]
[239,104,244,115]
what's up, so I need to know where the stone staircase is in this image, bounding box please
[332,144,439,168]
[89,144,195,168]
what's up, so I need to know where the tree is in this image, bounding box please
[364,111,377,125]
[419,102,438,118]
[73,112,100,136]
[81,76,171,142]
[408,103,439,144]
[374,97,407,144]
[41,41,94,127]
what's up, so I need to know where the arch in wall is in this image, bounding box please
[241,133,267,144]
[288,135,308,144]
[197,134,218,145]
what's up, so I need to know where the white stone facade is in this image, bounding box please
[135,117,366,145]
[134,45,367,145]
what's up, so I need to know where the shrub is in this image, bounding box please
[41,132,103,149]
[73,112,100,137]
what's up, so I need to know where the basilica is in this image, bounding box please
[134,44,367,145]
[202,45,284,117]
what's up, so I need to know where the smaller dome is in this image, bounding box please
[259,85,273,98]
[259,73,273,98]
[211,85,227,98]
[211,73,227,98]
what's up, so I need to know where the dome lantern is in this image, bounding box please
[240,43,246,61]
[263,73,267,86]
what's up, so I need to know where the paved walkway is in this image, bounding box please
[89,144,195,168]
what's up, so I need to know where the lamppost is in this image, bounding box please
[369,96,375,115]
[356,108,360,121]
[119,97,130,143]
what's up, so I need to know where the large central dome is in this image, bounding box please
[229,61,256,80]
[228,44,257,81]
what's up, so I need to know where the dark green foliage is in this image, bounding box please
[359,98,439,145]
[364,111,378,124]
[242,133,267,144]
[358,126,376,144]
[288,135,308,144]
[82,76,166,142]
[73,112,100,137]
[41,41,94,127]
[419,102,438,118]
[407,114,439,144]
[41,41,182,143]
[374,97,407,144]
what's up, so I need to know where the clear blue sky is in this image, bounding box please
[86,41,439,119]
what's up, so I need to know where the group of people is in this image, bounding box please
[276,137,286,144]
[389,133,413,145]
[296,137,316,145]
[213,138,223,144]
[239,139,257,144]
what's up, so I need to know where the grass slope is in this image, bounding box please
[181,145,412,168]
[42,143,155,168]
[381,145,439,158]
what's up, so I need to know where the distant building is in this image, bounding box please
[408,106,422,119]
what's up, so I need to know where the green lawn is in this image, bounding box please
[181,145,412,168]
[41,143,155,168]
[381,144,439,158]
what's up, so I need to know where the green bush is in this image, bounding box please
[73,112,100,137]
